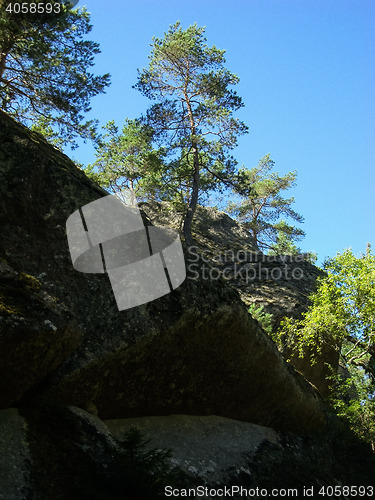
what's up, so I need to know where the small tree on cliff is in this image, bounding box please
[84,118,164,204]
[134,21,248,245]
[227,155,305,252]
[0,0,110,147]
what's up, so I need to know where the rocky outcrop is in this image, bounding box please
[2,407,373,500]
[0,109,326,433]
[141,203,338,396]
[141,201,259,255]
[106,414,280,485]
[140,202,319,329]
[0,260,81,408]
[44,297,326,433]
[0,110,374,496]
[106,414,375,494]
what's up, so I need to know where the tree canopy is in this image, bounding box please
[0,0,110,147]
[227,154,305,252]
[84,119,164,205]
[134,21,248,245]
[279,247,375,364]
[268,223,301,255]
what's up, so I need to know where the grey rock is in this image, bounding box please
[106,414,279,485]
[1,406,373,500]
[44,299,327,434]
[0,111,374,497]
[105,414,375,496]
[0,109,326,433]
[0,262,82,408]
[0,409,29,500]
[141,201,259,255]
[143,202,337,397]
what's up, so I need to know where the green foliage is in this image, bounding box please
[0,0,110,147]
[267,222,317,263]
[227,154,305,252]
[248,304,273,335]
[277,247,375,360]
[84,119,164,203]
[268,224,301,256]
[134,21,248,244]
[276,246,375,446]
[329,362,375,450]
[325,245,375,343]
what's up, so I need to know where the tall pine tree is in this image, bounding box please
[135,22,248,245]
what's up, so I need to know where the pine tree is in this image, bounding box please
[227,154,305,252]
[135,21,248,245]
[0,0,110,147]
[84,119,164,204]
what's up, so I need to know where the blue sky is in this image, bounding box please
[72,0,375,264]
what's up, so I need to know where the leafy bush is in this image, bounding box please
[328,360,375,451]
[249,304,273,335]
[275,246,375,448]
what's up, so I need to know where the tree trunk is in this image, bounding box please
[183,85,200,247]
[183,141,200,247]
[129,179,136,205]
[0,51,8,81]
[0,42,15,82]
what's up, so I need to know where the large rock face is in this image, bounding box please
[2,407,373,500]
[106,414,375,493]
[0,109,325,433]
[106,414,280,485]
[141,203,339,396]
[44,299,326,433]
[0,111,374,496]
